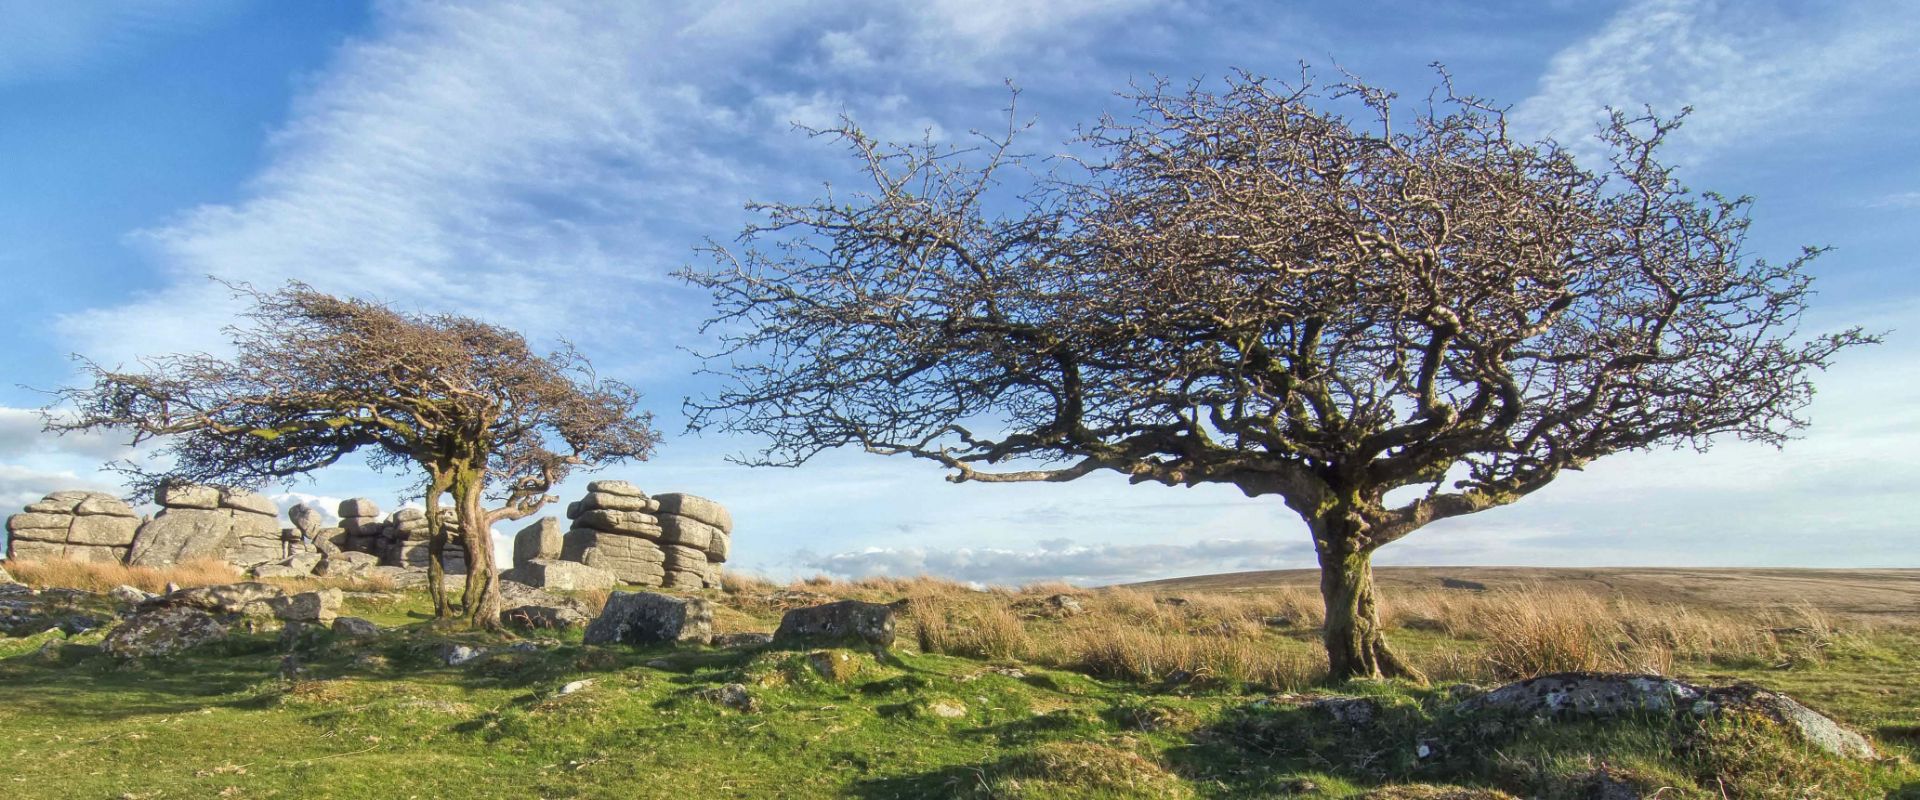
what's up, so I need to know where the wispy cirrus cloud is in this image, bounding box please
[1515,0,1920,160]
[804,536,1315,585]
[55,0,1170,374]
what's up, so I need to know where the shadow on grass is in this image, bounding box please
[843,759,999,799]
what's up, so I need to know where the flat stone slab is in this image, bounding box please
[652,493,731,533]
[1458,672,1877,760]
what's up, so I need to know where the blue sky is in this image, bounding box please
[1,0,1915,584]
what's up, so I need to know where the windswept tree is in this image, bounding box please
[50,283,660,627]
[683,73,1872,680]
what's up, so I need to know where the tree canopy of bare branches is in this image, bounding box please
[50,283,660,627]
[683,71,1874,680]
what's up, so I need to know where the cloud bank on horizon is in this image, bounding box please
[0,0,1914,585]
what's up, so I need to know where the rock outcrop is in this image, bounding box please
[127,486,294,568]
[6,482,738,588]
[6,491,139,564]
[379,507,469,574]
[560,483,729,588]
[337,498,385,553]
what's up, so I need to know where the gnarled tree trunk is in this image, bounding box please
[423,474,453,619]
[451,472,504,630]
[1312,510,1425,683]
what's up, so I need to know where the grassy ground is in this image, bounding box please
[1,564,1916,799]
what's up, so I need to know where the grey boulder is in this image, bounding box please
[149,582,286,615]
[266,589,343,623]
[585,479,647,498]
[512,517,564,568]
[1460,673,1877,759]
[773,600,900,649]
[128,508,234,566]
[652,493,731,532]
[157,484,222,509]
[583,591,712,646]
[502,604,590,630]
[102,606,228,658]
[331,616,381,640]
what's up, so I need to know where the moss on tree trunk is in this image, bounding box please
[452,471,504,630]
[1314,516,1425,683]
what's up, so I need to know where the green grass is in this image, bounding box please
[1,588,1916,799]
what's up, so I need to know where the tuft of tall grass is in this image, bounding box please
[1052,623,1322,691]
[914,600,1031,661]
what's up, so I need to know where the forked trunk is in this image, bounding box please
[423,485,452,619]
[1314,516,1425,683]
[452,476,504,630]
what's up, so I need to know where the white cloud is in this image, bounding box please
[806,536,1315,586]
[54,0,1172,371]
[1515,0,1920,161]
[0,407,139,462]
[0,464,121,510]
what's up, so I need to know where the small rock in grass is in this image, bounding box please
[331,616,380,640]
[1042,594,1084,616]
[928,699,967,719]
[711,631,774,649]
[266,589,343,624]
[806,650,859,683]
[440,644,484,666]
[1312,696,1380,726]
[558,679,594,695]
[701,683,757,712]
[502,603,589,630]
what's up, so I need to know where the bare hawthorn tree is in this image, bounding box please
[50,283,659,628]
[683,72,1874,681]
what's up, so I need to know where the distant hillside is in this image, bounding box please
[1125,566,1920,622]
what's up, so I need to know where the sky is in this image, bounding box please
[0,0,1914,585]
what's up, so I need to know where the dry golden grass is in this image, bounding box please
[914,599,1031,661]
[1048,623,1323,690]
[771,573,1859,686]
[4,556,240,594]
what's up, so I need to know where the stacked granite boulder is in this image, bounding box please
[379,507,469,574]
[509,516,617,590]
[562,481,668,585]
[337,499,386,553]
[129,485,294,569]
[5,491,139,563]
[559,482,730,589]
[656,493,731,589]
